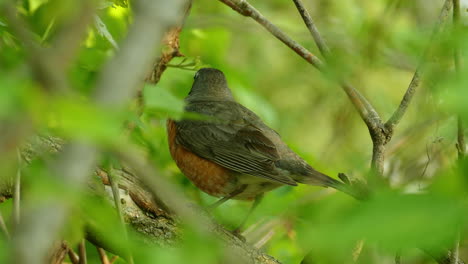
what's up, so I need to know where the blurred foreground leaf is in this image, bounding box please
[298,192,464,258]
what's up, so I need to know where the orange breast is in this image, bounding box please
[166,120,235,197]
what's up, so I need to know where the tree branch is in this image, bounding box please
[117,149,281,264]
[10,1,190,263]
[291,0,330,57]
[0,211,9,239]
[217,0,382,144]
[385,0,454,131]
[16,135,281,264]
[452,2,463,262]
[452,0,465,160]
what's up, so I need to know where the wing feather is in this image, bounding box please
[175,101,297,186]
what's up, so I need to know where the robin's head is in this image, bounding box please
[186,68,235,102]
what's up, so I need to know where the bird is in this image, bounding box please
[167,68,358,229]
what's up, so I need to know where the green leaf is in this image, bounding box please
[42,97,125,145]
[298,192,463,255]
[29,0,49,13]
[143,84,185,117]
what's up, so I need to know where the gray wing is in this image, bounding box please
[175,101,297,186]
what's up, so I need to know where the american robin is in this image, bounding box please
[167,68,357,226]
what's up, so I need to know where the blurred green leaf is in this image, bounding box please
[41,97,125,145]
[298,192,463,255]
[29,0,49,13]
[143,84,185,117]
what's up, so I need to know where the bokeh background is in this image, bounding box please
[1,0,468,263]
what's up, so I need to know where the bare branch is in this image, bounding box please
[68,247,80,264]
[452,2,463,262]
[219,0,249,16]
[13,149,21,226]
[49,241,69,264]
[78,239,87,264]
[385,0,454,131]
[217,0,381,133]
[145,0,193,84]
[97,247,110,264]
[453,0,465,160]
[291,0,330,56]
[0,211,9,239]
[117,149,281,264]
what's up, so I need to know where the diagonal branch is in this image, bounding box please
[291,0,330,57]
[218,0,381,133]
[385,0,453,131]
[222,0,323,68]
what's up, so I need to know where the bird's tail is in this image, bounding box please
[296,169,368,200]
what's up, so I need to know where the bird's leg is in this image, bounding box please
[232,193,264,235]
[207,184,247,210]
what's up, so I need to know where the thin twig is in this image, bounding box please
[97,247,110,264]
[291,0,330,56]
[0,211,10,239]
[452,1,463,263]
[13,149,21,226]
[219,0,249,16]
[108,166,134,264]
[453,0,465,160]
[68,247,80,264]
[385,0,454,131]
[78,239,87,264]
[218,0,381,135]
[109,256,119,264]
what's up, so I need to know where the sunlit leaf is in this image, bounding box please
[29,0,49,13]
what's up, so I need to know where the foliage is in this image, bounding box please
[0,0,468,263]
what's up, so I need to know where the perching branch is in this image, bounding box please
[117,149,281,264]
[16,135,282,264]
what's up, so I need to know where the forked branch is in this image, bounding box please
[218,0,382,139]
